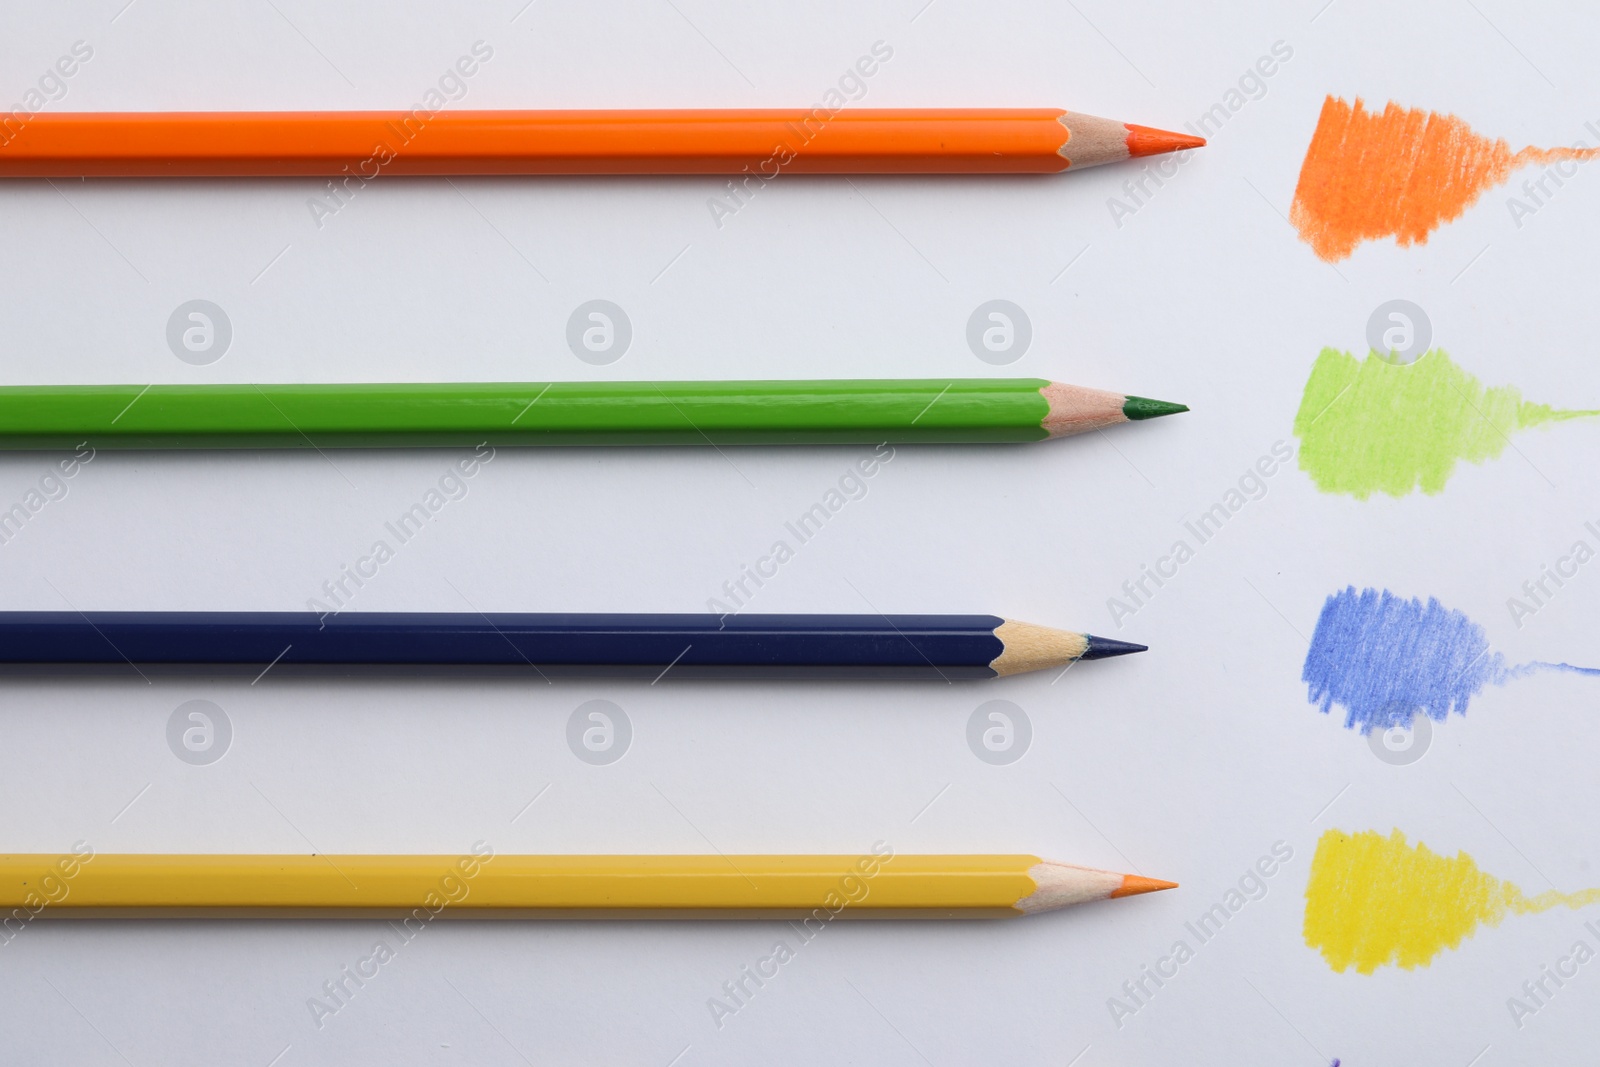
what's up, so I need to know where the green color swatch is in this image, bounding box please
[1294,348,1598,498]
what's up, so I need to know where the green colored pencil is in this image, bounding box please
[0,380,1186,449]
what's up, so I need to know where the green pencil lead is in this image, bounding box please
[1121,396,1190,421]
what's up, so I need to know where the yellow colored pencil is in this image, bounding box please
[0,850,1175,919]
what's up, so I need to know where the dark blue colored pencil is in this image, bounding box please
[0,612,1144,679]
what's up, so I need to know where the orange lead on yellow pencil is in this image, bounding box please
[0,110,1205,178]
[1112,874,1182,899]
[0,852,1176,918]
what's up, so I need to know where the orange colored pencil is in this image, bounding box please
[0,109,1203,178]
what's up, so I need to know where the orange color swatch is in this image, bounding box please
[1290,96,1600,261]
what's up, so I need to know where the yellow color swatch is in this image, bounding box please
[1305,829,1600,974]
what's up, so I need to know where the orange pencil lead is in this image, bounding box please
[1124,124,1206,158]
[1112,874,1179,898]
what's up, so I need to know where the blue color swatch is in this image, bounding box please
[1303,587,1502,732]
[1303,587,1600,732]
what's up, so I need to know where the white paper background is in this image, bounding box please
[1,0,1598,1063]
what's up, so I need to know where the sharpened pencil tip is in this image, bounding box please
[1079,635,1148,660]
[1112,874,1179,898]
[1121,395,1190,421]
[1124,124,1207,158]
